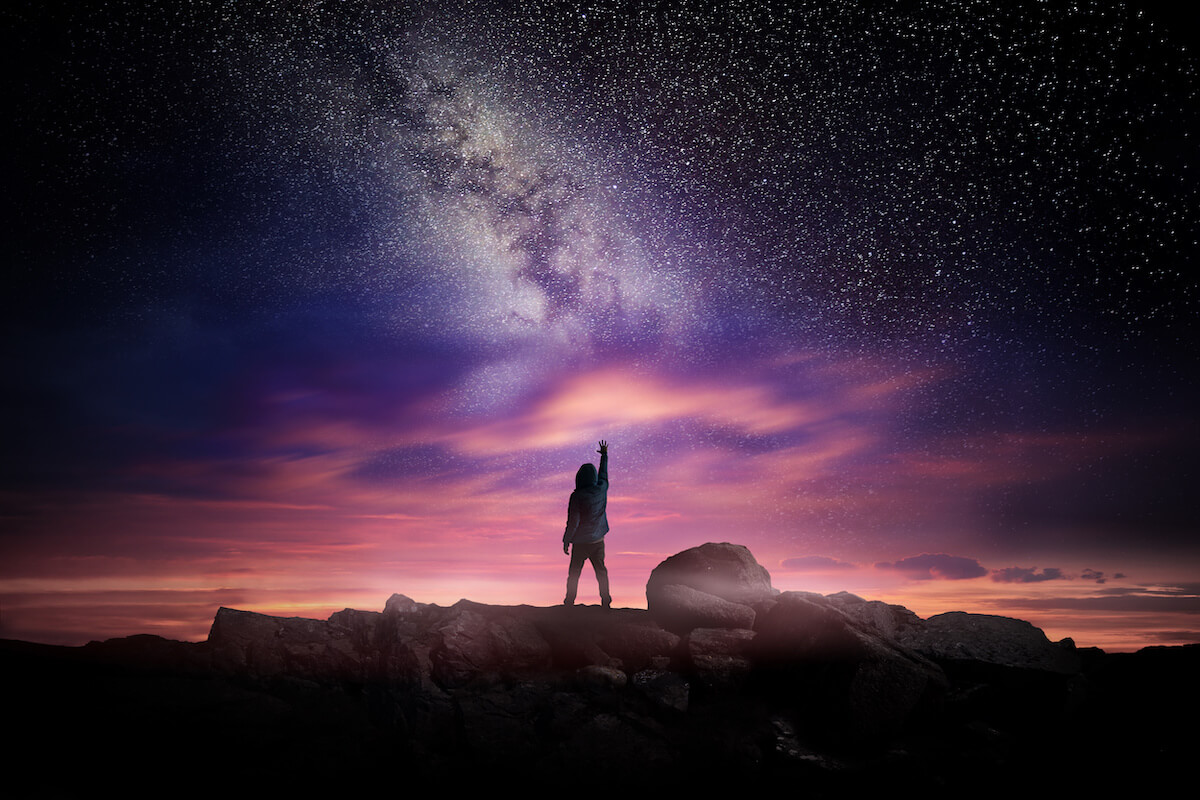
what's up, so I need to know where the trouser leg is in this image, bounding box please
[564,544,586,604]
[595,563,611,606]
[590,541,611,606]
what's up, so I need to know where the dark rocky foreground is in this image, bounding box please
[4,543,1196,797]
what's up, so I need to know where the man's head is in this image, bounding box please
[575,462,597,489]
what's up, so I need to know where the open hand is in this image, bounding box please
[597,439,608,454]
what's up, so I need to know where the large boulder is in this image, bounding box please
[646,542,775,633]
[647,543,776,606]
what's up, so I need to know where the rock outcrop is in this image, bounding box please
[897,610,1082,674]
[5,542,1196,795]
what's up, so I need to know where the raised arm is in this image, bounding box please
[597,439,608,486]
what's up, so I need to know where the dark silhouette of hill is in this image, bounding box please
[4,543,1196,796]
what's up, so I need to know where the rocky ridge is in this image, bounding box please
[5,543,1196,796]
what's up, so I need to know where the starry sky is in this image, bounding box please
[4,0,1198,651]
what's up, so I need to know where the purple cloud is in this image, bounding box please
[1081,569,1126,584]
[875,553,988,581]
[991,566,1066,583]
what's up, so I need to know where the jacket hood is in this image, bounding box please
[575,463,597,489]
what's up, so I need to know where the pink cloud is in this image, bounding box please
[431,365,839,456]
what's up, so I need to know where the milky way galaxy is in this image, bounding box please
[4,0,1198,651]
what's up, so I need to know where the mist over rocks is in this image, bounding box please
[5,543,1197,794]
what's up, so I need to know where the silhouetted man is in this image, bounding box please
[563,439,611,608]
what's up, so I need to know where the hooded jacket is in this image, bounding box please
[563,451,609,545]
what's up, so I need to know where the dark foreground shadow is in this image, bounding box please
[4,616,1198,798]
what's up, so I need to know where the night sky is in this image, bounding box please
[4,0,1198,651]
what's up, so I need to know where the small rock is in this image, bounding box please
[577,664,628,691]
[685,627,755,683]
[632,669,690,712]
